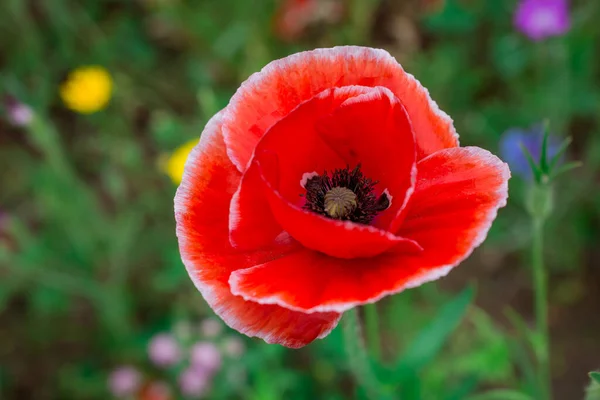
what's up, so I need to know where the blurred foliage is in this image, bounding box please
[1,0,600,399]
[586,372,600,400]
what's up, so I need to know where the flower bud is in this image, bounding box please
[526,180,553,220]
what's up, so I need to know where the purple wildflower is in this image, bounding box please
[108,366,141,398]
[190,342,222,372]
[179,367,210,398]
[148,333,181,367]
[3,95,33,127]
[500,124,561,179]
[514,0,570,41]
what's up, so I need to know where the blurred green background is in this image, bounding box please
[1,0,600,399]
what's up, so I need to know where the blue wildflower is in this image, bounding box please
[500,124,561,180]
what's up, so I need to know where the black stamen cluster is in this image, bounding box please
[302,164,390,224]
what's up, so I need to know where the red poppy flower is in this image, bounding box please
[175,46,510,348]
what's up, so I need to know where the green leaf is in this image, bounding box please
[549,136,572,171]
[443,376,479,400]
[504,307,537,354]
[518,142,542,183]
[551,161,583,179]
[540,120,550,172]
[586,372,600,400]
[449,308,513,382]
[507,338,538,398]
[396,371,421,400]
[466,389,533,400]
[396,286,475,373]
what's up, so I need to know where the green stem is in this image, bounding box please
[342,308,380,399]
[532,217,551,400]
[364,303,381,361]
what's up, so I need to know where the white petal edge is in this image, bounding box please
[174,111,341,347]
[221,45,459,172]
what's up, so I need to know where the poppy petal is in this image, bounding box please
[229,85,402,251]
[228,86,369,250]
[229,249,449,313]
[228,147,509,313]
[230,86,419,257]
[228,161,285,250]
[394,146,511,261]
[315,86,417,228]
[222,46,458,172]
[175,112,341,348]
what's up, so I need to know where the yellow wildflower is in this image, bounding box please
[163,139,198,184]
[60,66,113,114]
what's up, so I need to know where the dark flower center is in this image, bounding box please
[302,164,390,224]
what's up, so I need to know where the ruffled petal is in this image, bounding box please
[393,147,510,261]
[315,87,417,228]
[228,248,449,313]
[231,86,420,258]
[228,162,285,250]
[228,147,509,313]
[175,112,341,348]
[222,46,458,172]
[228,86,368,250]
